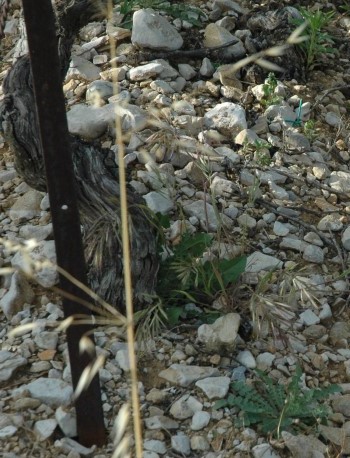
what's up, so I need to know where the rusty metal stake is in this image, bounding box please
[22,0,106,447]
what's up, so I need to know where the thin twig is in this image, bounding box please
[130,38,240,64]
[266,167,350,201]
[310,84,350,113]
[256,197,334,247]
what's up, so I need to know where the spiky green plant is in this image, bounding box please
[215,366,341,438]
[156,226,246,309]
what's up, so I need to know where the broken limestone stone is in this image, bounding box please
[203,23,245,60]
[34,419,57,442]
[66,55,100,82]
[182,200,232,231]
[9,189,42,221]
[204,102,247,137]
[282,431,327,457]
[67,103,148,140]
[131,9,183,51]
[159,364,219,387]
[195,376,230,399]
[13,377,73,407]
[197,313,241,352]
[329,171,350,192]
[86,80,115,106]
[0,271,34,318]
[245,252,283,273]
[11,240,58,288]
[0,351,27,382]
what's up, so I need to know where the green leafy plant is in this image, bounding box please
[339,2,350,14]
[215,366,341,438]
[303,119,317,142]
[156,229,246,309]
[292,8,336,71]
[241,139,272,167]
[261,72,282,106]
[255,149,271,167]
[254,140,272,167]
[117,0,205,29]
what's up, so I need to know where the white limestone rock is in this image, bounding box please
[34,419,57,441]
[204,102,247,137]
[9,189,42,221]
[86,80,115,106]
[159,364,219,387]
[203,23,245,60]
[0,271,34,318]
[13,377,73,407]
[129,62,164,81]
[342,226,350,251]
[0,351,27,382]
[66,55,100,82]
[182,200,232,231]
[55,407,77,438]
[191,411,211,431]
[329,171,350,192]
[143,190,174,214]
[11,240,58,288]
[170,395,203,420]
[197,313,241,352]
[67,102,148,140]
[131,9,183,51]
[195,376,230,399]
[245,252,283,273]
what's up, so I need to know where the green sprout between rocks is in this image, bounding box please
[261,72,282,106]
[155,215,246,325]
[292,8,336,71]
[241,139,272,167]
[303,119,317,142]
[215,365,341,438]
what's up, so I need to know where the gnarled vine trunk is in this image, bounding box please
[0,0,159,310]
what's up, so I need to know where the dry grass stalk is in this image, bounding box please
[107,1,143,456]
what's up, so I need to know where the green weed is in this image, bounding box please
[155,218,246,312]
[303,119,317,142]
[215,366,341,438]
[340,2,350,14]
[292,8,336,71]
[241,139,272,167]
[261,72,282,106]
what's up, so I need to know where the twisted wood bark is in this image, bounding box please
[0,0,159,311]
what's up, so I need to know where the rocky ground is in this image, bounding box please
[1,0,350,456]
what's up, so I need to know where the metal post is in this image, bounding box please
[21,0,106,446]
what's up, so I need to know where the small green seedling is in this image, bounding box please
[261,73,282,106]
[241,139,271,167]
[303,119,317,142]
